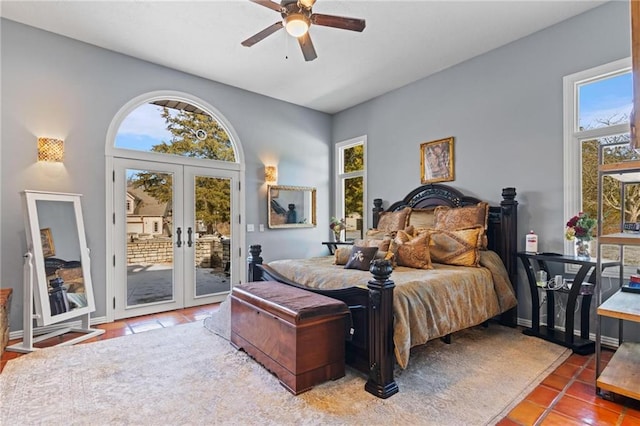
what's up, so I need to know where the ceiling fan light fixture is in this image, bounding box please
[285,13,309,37]
[298,0,316,9]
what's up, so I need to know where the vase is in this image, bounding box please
[575,238,591,260]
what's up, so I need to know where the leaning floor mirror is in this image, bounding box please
[7,190,103,353]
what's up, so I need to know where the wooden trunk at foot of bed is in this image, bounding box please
[247,184,518,399]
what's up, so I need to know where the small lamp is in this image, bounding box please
[265,165,278,184]
[38,137,64,162]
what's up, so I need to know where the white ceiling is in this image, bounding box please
[1,0,608,114]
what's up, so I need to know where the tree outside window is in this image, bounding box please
[336,137,366,240]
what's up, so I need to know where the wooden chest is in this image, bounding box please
[230,281,350,395]
[0,288,12,356]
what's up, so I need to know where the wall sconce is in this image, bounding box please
[38,137,64,162]
[265,165,278,184]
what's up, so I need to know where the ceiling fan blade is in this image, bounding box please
[311,13,366,32]
[241,21,284,47]
[298,33,317,62]
[250,0,285,13]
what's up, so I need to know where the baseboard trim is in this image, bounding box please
[9,315,108,341]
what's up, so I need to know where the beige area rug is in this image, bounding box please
[2,303,569,426]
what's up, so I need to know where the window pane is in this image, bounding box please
[115,102,236,162]
[344,176,363,240]
[582,134,640,265]
[582,134,633,231]
[578,72,632,130]
[343,144,364,173]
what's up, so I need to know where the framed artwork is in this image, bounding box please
[420,137,454,184]
[40,227,56,258]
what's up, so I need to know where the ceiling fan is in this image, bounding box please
[241,0,366,62]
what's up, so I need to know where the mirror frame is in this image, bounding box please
[267,185,317,229]
[23,190,96,326]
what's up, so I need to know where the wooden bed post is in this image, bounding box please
[365,259,399,399]
[500,187,518,327]
[372,198,384,229]
[247,244,263,282]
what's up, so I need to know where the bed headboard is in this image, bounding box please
[372,183,518,323]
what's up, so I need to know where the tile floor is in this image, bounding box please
[497,349,640,425]
[2,308,640,425]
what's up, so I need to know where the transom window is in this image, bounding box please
[115,101,236,162]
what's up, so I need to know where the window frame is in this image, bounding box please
[334,135,367,238]
[563,57,631,275]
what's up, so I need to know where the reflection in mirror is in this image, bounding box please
[37,200,88,315]
[23,191,96,326]
[268,185,316,229]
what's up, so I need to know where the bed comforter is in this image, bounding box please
[265,250,517,369]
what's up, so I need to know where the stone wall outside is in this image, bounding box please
[127,236,229,268]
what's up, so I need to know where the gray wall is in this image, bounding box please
[1,19,331,330]
[2,2,637,340]
[333,1,637,338]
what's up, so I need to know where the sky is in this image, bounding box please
[579,71,632,130]
[115,104,173,151]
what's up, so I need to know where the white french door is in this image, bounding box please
[113,158,237,319]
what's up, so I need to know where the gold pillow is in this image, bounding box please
[355,237,391,252]
[334,247,352,265]
[391,230,432,269]
[365,229,389,240]
[428,227,483,267]
[433,202,489,249]
[408,208,436,229]
[377,207,412,233]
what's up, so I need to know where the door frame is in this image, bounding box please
[112,159,240,319]
[104,90,246,323]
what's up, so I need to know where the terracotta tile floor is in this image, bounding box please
[2,311,640,425]
[497,350,640,425]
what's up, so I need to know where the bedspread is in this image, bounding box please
[265,250,517,369]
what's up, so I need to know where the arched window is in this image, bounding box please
[114,100,236,162]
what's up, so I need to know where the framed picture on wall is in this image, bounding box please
[420,137,454,184]
[40,228,56,258]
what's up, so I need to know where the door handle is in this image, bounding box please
[176,227,182,247]
[187,227,193,248]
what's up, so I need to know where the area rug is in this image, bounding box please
[1,307,569,426]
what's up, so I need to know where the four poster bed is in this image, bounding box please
[247,183,518,398]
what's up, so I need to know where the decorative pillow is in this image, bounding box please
[376,207,412,233]
[365,228,388,239]
[408,208,436,229]
[394,231,432,269]
[334,246,352,265]
[344,246,379,271]
[355,238,391,252]
[428,227,484,267]
[433,202,489,248]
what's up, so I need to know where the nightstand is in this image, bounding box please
[517,252,619,354]
[321,241,353,255]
